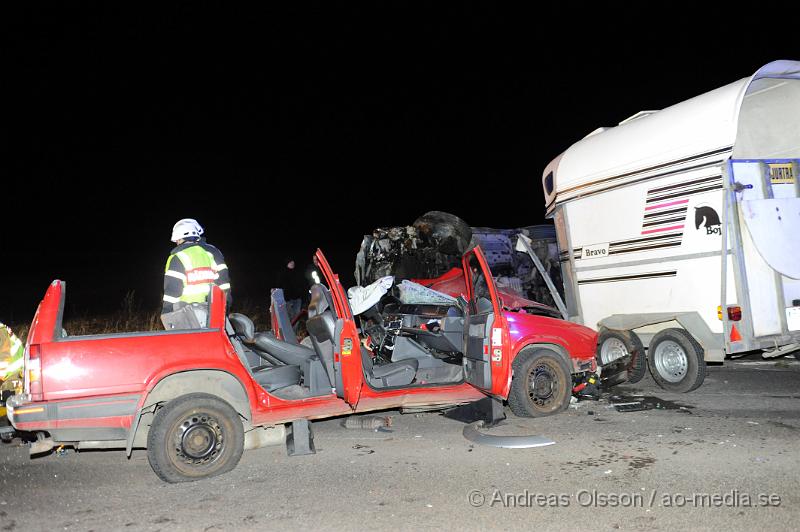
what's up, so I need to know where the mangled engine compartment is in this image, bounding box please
[354,211,565,309]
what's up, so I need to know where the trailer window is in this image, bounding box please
[544,172,554,195]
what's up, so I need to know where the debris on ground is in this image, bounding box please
[462,420,555,449]
[342,415,393,430]
[606,394,694,414]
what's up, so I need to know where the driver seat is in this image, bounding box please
[305,285,418,388]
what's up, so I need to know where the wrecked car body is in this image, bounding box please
[10,248,597,483]
[355,211,565,310]
[355,211,634,387]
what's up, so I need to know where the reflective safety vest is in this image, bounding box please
[1,322,24,381]
[165,245,221,306]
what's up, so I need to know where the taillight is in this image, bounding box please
[25,344,43,400]
[718,306,742,321]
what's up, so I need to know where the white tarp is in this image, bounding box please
[397,280,457,305]
[348,276,394,315]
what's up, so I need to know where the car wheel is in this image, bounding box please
[597,329,646,384]
[508,349,572,417]
[647,328,706,393]
[147,393,244,483]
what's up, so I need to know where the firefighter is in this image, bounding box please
[1,323,23,415]
[162,218,232,315]
[277,257,306,321]
[0,322,23,383]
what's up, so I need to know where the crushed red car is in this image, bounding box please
[8,248,597,482]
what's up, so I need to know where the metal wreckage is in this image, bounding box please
[354,211,565,310]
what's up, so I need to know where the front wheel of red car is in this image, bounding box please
[508,349,572,417]
[147,393,244,483]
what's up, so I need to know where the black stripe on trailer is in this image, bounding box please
[645,183,724,203]
[608,232,684,247]
[578,270,677,285]
[646,179,723,202]
[643,206,688,218]
[642,216,687,228]
[608,241,683,255]
[557,146,733,197]
[646,174,725,196]
[550,159,729,209]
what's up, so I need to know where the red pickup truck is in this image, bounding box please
[8,248,597,482]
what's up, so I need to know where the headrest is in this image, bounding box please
[228,313,255,341]
[308,284,332,317]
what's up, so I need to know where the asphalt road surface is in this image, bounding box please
[2,357,799,531]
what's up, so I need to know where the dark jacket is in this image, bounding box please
[163,238,232,313]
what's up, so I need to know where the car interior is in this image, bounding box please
[226,270,495,401]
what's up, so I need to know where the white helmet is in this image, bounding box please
[171,218,205,242]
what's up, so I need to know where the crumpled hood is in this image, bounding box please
[497,289,560,317]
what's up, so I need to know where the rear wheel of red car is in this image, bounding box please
[147,393,244,483]
[508,349,572,417]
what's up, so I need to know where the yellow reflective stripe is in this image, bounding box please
[165,270,187,281]
[181,293,209,304]
[177,251,193,270]
[163,295,181,303]
[218,283,231,290]
[6,357,23,373]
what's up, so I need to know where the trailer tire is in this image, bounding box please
[147,393,244,483]
[508,349,572,418]
[597,329,647,384]
[647,328,706,393]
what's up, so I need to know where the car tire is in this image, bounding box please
[147,393,244,483]
[508,349,572,418]
[647,328,706,393]
[597,329,646,384]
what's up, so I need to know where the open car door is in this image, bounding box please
[314,250,363,407]
[462,247,511,398]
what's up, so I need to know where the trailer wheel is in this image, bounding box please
[597,329,646,384]
[147,393,244,483]
[647,328,706,393]
[508,349,572,417]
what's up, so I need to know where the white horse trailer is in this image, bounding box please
[542,60,800,392]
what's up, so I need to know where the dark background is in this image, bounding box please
[4,3,797,322]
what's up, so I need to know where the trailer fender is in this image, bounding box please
[599,312,725,362]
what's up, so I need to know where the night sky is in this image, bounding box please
[5,3,798,322]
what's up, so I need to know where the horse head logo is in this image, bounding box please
[694,206,721,229]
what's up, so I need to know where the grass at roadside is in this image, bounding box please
[7,292,272,344]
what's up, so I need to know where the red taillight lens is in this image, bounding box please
[727,306,742,321]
